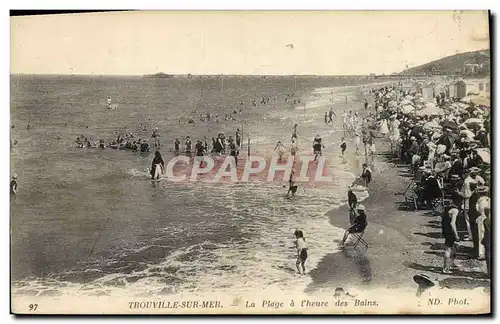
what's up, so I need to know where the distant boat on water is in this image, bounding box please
[143,72,171,79]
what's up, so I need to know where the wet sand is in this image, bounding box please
[307,89,489,294]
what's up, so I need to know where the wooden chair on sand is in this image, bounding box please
[352,227,369,250]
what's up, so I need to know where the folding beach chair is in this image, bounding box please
[352,227,369,250]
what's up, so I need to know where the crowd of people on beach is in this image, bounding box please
[367,83,491,277]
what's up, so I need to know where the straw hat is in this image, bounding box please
[413,274,435,288]
[476,186,489,194]
[450,174,461,181]
[434,162,450,173]
[469,167,481,173]
[356,205,366,211]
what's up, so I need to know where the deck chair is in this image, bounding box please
[352,227,369,250]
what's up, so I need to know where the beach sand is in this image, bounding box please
[306,88,489,295]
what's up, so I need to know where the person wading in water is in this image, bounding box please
[174,137,180,155]
[229,137,239,165]
[236,128,242,147]
[313,134,324,161]
[151,127,160,149]
[150,151,165,180]
[291,124,298,141]
[294,230,308,275]
[195,140,206,168]
[185,136,192,156]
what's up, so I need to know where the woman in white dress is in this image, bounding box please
[274,140,286,161]
[389,116,400,153]
[379,118,389,136]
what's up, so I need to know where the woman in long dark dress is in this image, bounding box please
[150,151,165,180]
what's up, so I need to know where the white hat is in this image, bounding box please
[357,205,366,211]
[12,173,17,179]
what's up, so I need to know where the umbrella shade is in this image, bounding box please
[423,121,441,131]
[462,92,490,107]
[476,148,490,164]
[400,104,415,114]
[416,103,444,116]
[464,118,484,125]
[460,129,475,140]
[434,162,451,174]
[440,120,459,131]
[437,134,456,150]
[379,110,391,119]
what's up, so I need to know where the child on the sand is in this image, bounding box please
[294,230,308,275]
[361,163,372,187]
[340,137,347,155]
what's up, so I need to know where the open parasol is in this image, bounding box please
[400,104,415,114]
[440,120,459,131]
[464,118,484,126]
[476,148,490,164]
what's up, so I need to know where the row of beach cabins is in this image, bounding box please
[405,78,490,102]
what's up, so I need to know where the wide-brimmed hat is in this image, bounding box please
[356,205,366,211]
[476,186,489,194]
[413,274,435,288]
[469,167,481,173]
[434,162,450,173]
[427,142,437,149]
[450,174,461,181]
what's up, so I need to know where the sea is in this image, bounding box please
[10,75,376,298]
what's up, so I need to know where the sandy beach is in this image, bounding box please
[307,83,489,295]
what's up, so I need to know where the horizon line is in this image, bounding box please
[10,72,409,77]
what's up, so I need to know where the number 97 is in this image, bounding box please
[29,304,38,311]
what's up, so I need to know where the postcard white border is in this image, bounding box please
[3,0,498,323]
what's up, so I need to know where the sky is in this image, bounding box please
[10,10,490,75]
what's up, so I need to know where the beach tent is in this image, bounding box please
[466,82,480,96]
[454,80,467,99]
[448,84,457,98]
